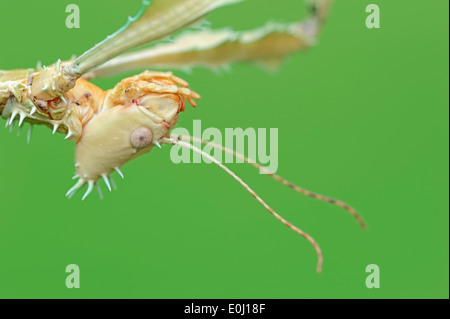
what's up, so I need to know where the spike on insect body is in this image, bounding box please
[0,0,365,273]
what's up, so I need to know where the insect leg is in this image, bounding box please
[87,0,335,78]
[162,136,323,273]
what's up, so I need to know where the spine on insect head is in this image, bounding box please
[2,67,201,202]
[87,23,314,78]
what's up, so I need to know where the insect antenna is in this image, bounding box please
[161,137,323,273]
[172,134,367,230]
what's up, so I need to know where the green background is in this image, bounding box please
[0,0,447,299]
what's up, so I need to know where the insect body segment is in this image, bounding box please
[69,71,200,199]
[1,67,199,200]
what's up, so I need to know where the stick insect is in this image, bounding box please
[0,0,366,272]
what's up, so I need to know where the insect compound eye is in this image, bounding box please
[130,126,153,149]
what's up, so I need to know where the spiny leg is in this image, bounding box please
[172,134,367,230]
[162,137,323,273]
[31,0,243,101]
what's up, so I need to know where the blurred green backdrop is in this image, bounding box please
[0,0,447,299]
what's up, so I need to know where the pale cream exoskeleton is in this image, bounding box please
[68,71,200,199]
[0,0,366,272]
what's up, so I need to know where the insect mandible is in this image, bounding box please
[0,0,366,273]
